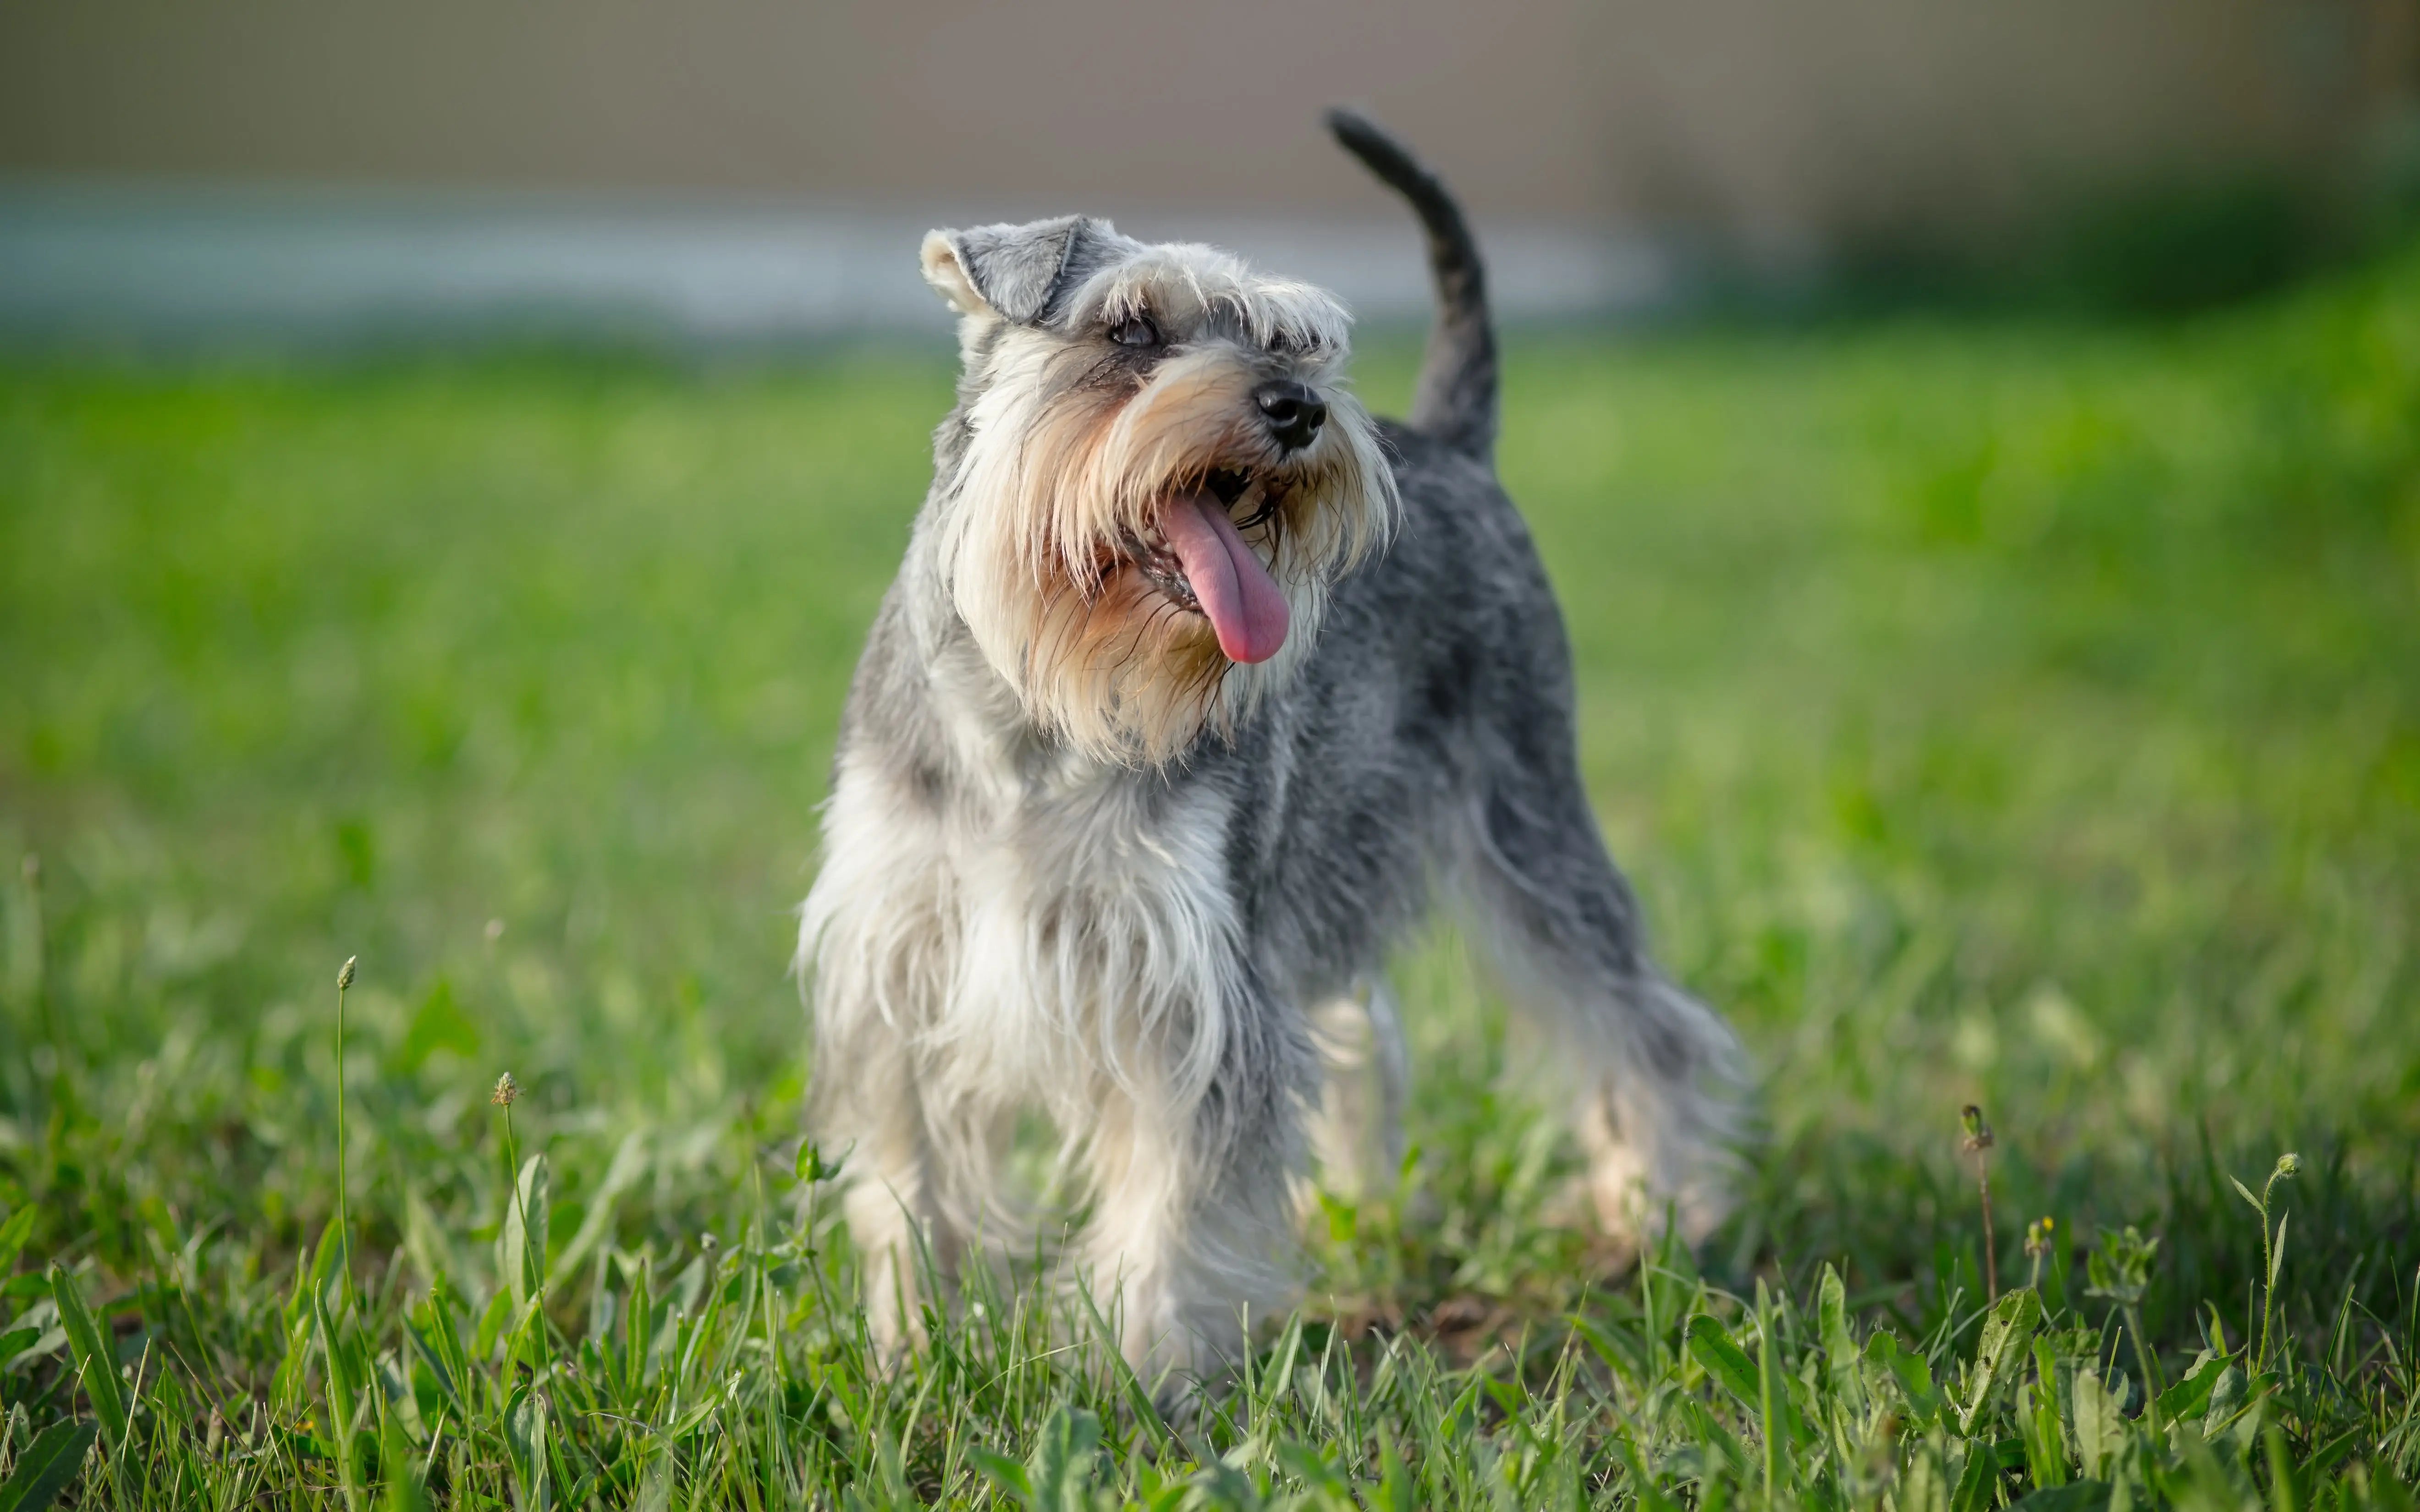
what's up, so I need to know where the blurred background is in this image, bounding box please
[7,0,2420,341]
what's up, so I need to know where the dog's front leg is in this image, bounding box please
[1075,1016,1309,1397]
[830,1046,962,1362]
[803,794,969,1363]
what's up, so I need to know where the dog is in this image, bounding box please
[798,110,1739,1389]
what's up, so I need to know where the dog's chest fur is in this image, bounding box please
[813,621,1251,1129]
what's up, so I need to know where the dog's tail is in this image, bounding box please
[1325,107,1498,458]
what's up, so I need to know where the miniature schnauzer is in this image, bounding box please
[799,110,1738,1386]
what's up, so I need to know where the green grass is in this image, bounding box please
[0,243,2417,1507]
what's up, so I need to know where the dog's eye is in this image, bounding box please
[1108,313,1161,348]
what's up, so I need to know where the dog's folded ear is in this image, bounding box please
[921,216,1117,325]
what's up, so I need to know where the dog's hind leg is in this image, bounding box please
[1459,760,1740,1251]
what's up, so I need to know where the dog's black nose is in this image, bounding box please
[1254,380,1327,452]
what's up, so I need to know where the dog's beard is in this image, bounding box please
[937,344,1393,764]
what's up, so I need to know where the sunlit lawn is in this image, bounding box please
[0,249,2415,1505]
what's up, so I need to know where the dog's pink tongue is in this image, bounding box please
[1162,492,1289,664]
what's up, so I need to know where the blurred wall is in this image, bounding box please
[1,0,2410,261]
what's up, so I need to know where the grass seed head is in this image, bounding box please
[491,1071,520,1107]
[338,955,358,991]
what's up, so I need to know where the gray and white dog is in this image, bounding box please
[800,111,1738,1385]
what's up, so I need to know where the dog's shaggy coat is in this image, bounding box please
[800,111,1738,1385]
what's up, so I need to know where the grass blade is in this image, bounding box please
[381,1415,431,1512]
[1817,1264,1858,1397]
[313,1283,368,1512]
[48,1268,125,1449]
[500,1153,551,1313]
[1754,1281,1791,1498]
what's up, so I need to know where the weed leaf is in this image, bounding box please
[1961,1287,2043,1433]
[1026,1404,1105,1512]
[1865,1328,1942,1426]
[1274,1441,1353,1495]
[2072,1367,2122,1480]
[472,1286,514,1359]
[0,1209,36,1278]
[968,1448,1033,1501]
[505,1382,551,1512]
[1899,1446,1948,1512]
[375,1348,426,1446]
[0,1417,99,1512]
[794,1139,840,1184]
[1950,1438,2000,1512]
[2021,1339,2068,1490]
[1687,1315,1761,1412]
[2153,1353,2228,1425]
[0,1327,41,1368]
[2201,1363,2255,1443]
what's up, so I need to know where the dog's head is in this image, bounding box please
[919,216,1394,765]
